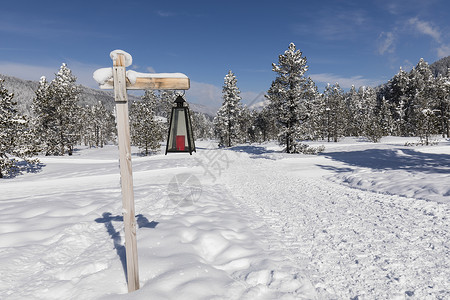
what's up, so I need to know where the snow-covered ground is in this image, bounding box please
[1,137,449,299]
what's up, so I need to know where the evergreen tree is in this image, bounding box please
[253,107,276,143]
[378,96,395,136]
[266,43,310,153]
[0,79,39,178]
[320,83,346,142]
[31,76,52,153]
[130,90,164,155]
[32,64,81,155]
[191,111,213,140]
[299,77,321,140]
[238,105,253,143]
[80,102,116,147]
[214,70,243,147]
[344,85,361,136]
[387,67,409,135]
[361,86,383,142]
[434,70,450,137]
[405,59,434,136]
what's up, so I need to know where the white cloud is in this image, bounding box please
[157,10,176,17]
[407,17,450,58]
[146,66,156,73]
[0,62,59,81]
[185,81,222,109]
[437,44,450,58]
[0,61,104,88]
[240,91,266,107]
[310,73,385,90]
[408,17,441,42]
[377,32,396,55]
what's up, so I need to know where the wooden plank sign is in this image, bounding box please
[100,76,190,90]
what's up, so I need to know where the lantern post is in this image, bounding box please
[94,50,190,293]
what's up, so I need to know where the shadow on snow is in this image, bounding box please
[320,148,450,174]
[228,145,277,159]
[95,212,158,282]
[1,160,45,179]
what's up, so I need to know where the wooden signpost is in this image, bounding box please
[96,50,189,292]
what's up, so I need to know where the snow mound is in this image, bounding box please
[93,67,113,85]
[126,70,188,84]
[110,49,132,67]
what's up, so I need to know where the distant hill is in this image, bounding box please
[0,73,216,117]
[429,55,450,77]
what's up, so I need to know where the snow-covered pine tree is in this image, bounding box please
[32,64,81,155]
[0,78,39,178]
[433,70,450,137]
[51,63,81,155]
[191,111,214,140]
[321,83,346,142]
[80,102,116,148]
[214,70,243,147]
[238,105,253,143]
[253,108,272,143]
[386,67,409,135]
[266,43,310,152]
[360,86,383,142]
[31,76,52,153]
[299,77,321,140]
[130,90,164,155]
[378,96,395,137]
[405,58,434,136]
[344,85,361,137]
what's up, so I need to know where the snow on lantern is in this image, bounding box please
[165,94,196,155]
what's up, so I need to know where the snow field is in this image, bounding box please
[1,138,449,299]
[0,144,316,299]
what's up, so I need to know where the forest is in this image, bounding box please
[1,43,450,176]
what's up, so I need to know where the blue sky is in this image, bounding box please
[1,0,449,108]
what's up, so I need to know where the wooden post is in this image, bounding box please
[112,53,139,292]
[95,49,190,293]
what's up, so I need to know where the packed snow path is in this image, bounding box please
[217,143,450,299]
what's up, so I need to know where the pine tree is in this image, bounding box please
[298,77,321,140]
[387,68,409,135]
[80,102,116,147]
[32,64,81,155]
[361,86,383,142]
[130,90,164,155]
[266,43,310,153]
[214,70,243,147]
[32,76,53,153]
[378,96,395,136]
[344,85,361,136]
[405,59,434,136]
[191,111,213,140]
[0,79,39,178]
[320,83,346,142]
[253,107,278,143]
[238,105,253,143]
[434,70,450,137]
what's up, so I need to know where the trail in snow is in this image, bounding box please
[218,145,450,299]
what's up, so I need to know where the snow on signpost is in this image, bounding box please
[93,50,190,293]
